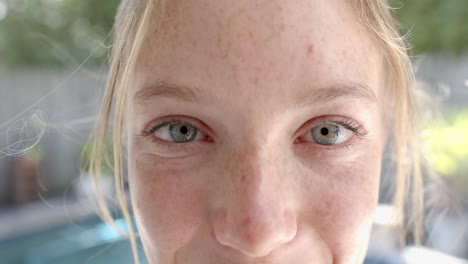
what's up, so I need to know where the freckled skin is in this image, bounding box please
[128,0,386,263]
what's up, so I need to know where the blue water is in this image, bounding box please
[0,216,148,264]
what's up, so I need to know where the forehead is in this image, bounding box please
[134,0,383,108]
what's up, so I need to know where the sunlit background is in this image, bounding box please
[0,0,467,263]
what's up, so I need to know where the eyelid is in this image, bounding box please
[296,115,367,136]
[142,115,207,136]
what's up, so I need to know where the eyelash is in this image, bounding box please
[142,118,195,137]
[140,115,368,152]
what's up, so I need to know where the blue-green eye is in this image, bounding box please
[308,123,354,145]
[154,122,205,143]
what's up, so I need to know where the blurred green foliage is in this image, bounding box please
[422,110,468,194]
[0,0,467,67]
[390,0,468,56]
[0,0,120,68]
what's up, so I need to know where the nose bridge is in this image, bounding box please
[235,140,276,187]
[213,140,297,257]
[226,138,285,206]
[229,141,279,214]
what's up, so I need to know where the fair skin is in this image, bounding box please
[127,0,386,263]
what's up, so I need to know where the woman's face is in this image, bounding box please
[127,0,386,263]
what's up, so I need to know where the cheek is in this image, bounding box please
[325,161,380,230]
[301,153,381,262]
[128,153,208,255]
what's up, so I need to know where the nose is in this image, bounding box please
[213,145,298,257]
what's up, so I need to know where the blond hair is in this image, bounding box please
[89,1,424,263]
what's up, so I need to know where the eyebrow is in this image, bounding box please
[134,80,203,104]
[133,79,377,107]
[292,82,377,108]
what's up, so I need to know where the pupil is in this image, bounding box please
[180,126,188,134]
[320,127,329,136]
